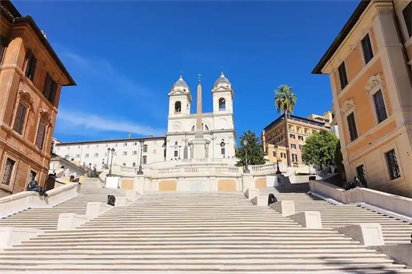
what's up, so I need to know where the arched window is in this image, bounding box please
[123,163,126,166]
[220,140,226,157]
[192,123,209,131]
[132,162,136,167]
[191,125,195,131]
[204,124,209,131]
[143,144,148,152]
[143,156,147,164]
[175,101,181,113]
[65,154,70,160]
[219,98,226,110]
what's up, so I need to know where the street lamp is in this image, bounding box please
[274,145,281,174]
[106,148,110,169]
[108,148,115,176]
[243,139,250,173]
[137,140,144,175]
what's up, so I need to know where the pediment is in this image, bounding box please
[365,73,384,93]
[340,99,355,115]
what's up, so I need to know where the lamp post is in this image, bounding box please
[137,140,144,175]
[243,139,250,173]
[275,145,281,174]
[106,148,110,169]
[108,148,115,176]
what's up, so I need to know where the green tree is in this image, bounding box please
[301,130,339,170]
[274,85,297,167]
[236,130,266,167]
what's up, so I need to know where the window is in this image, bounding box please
[403,2,412,38]
[219,98,226,110]
[133,142,137,146]
[78,146,81,149]
[338,62,349,90]
[123,143,127,147]
[281,153,286,159]
[290,134,295,139]
[87,145,89,148]
[175,101,181,113]
[174,150,178,157]
[347,112,358,142]
[385,149,401,180]
[272,151,276,157]
[0,35,7,63]
[94,153,99,157]
[2,158,16,186]
[132,151,137,155]
[298,136,304,141]
[143,144,148,152]
[291,144,297,149]
[13,103,27,135]
[221,148,225,156]
[123,151,127,156]
[132,162,136,167]
[373,90,387,123]
[292,154,298,162]
[299,145,303,150]
[29,170,37,182]
[356,165,367,187]
[153,149,157,154]
[96,145,99,148]
[75,154,80,158]
[25,49,37,81]
[85,154,89,158]
[123,163,126,166]
[143,155,147,164]
[361,34,374,65]
[35,121,47,149]
[43,73,57,105]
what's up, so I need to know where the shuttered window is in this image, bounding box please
[385,149,401,180]
[356,165,367,187]
[403,2,412,38]
[25,49,37,81]
[361,34,374,65]
[2,158,16,186]
[35,122,47,149]
[347,112,358,142]
[43,73,57,105]
[13,103,27,135]
[338,62,348,89]
[0,35,7,63]
[373,90,387,123]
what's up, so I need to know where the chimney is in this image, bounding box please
[148,135,153,138]
[41,30,47,39]
[128,134,131,139]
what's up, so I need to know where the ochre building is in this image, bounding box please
[262,113,332,165]
[313,0,412,197]
[0,1,75,196]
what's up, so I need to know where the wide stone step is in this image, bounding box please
[0,263,406,272]
[0,258,395,265]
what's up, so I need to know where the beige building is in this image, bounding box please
[0,1,75,196]
[313,0,412,197]
[262,113,331,165]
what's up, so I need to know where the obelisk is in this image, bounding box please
[192,74,208,158]
[196,74,203,137]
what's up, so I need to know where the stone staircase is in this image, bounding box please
[262,189,412,245]
[0,179,124,230]
[0,192,411,273]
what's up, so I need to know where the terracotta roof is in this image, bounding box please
[312,0,372,74]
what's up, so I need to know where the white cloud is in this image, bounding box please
[57,109,165,137]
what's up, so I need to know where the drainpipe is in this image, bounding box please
[391,0,412,84]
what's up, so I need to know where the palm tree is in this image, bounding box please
[274,85,297,167]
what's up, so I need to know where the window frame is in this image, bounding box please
[355,164,368,187]
[0,154,18,192]
[346,111,359,142]
[372,89,388,124]
[43,73,57,105]
[384,148,401,181]
[35,120,47,150]
[366,74,389,125]
[12,102,28,136]
[360,33,374,66]
[401,1,412,39]
[24,49,37,82]
[142,155,147,164]
[338,61,349,90]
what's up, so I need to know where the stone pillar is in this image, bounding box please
[290,211,322,228]
[270,200,295,217]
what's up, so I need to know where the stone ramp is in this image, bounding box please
[0,192,411,273]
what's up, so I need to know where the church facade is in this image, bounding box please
[54,72,237,170]
[166,73,236,160]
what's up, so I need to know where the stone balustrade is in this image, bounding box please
[0,182,80,218]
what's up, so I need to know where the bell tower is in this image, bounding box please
[212,72,234,114]
[168,75,192,118]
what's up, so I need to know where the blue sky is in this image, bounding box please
[14,0,359,142]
